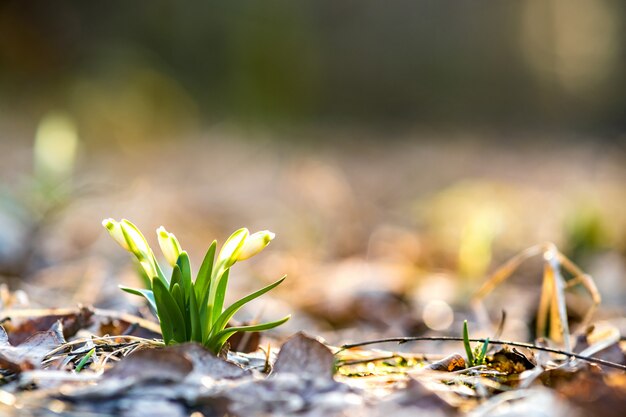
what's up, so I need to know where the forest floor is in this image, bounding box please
[1,134,625,416]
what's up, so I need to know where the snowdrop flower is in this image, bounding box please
[216,228,249,273]
[238,230,275,261]
[102,218,130,251]
[102,218,157,278]
[157,226,182,267]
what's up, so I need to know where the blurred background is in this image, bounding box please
[1,1,625,347]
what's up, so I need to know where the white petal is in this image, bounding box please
[237,230,275,261]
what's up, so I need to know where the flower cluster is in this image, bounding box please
[103,218,288,353]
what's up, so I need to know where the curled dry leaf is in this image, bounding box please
[0,321,65,372]
[425,354,466,372]
[487,347,535,374]
[2,307,93,345]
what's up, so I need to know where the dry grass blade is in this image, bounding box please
[41,335,163,373]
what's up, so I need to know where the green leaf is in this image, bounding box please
[211,276,286,337]
[211,269,230,324]
[189,283,202,343]
[171,283,190,338]
[206,269,229,328]
[195,241,216,302]
[176,251,192,301]
[119,285,157,312]
[153,278,186,343]
[477,337,490,365]
[170,265,182,292]
[171,283,185,315]
[153,293,173,344]
[199,285,211,343]
[463,320,474,367]
[206,315,291,353]
[150,253,168,288]
[75,347,96,373]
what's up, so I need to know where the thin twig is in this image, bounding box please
[338,336,626,371]
[336,354,401,367]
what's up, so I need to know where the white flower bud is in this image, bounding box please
[157,226,182,267]
[216,228,249,271]
[102,218,130,251]
[103,218,159,279]
[119,219,151,258]
[237,230,275,261]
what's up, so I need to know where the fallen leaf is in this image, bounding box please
[541,366,626,417]
[171,343,250,380]
[105,347,193,383]
[272,332,335,380]
[347,377,458,417]
[425,354,466,372]
[0,327,9,346]
[3,307,93,345]
[0,321,65,372]
[225,320,260,353]
[96,317,161,340]
[488,346,535,374]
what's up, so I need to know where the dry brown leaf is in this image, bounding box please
[425,354,466,372]
[488,346,535,374]
[105,347,193,383]
[2,307,93,345]
[171,343,250,380]
[272,332,334,379]
[550,372,626,417]
[0,321,65,372]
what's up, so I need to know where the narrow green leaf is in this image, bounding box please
[171,283,190,338]
[194,241,216,302]
[171,283,185,315]
[152,282,173,344]
[189,283,202,343]
[210,269,230,325]
[206,269,229,328]
[150,253,168,288]
[463,320,474,367]
[75,347,96,373]
[176,251,192,300]
[153,278,186,343]
[211,276,286,336]
[199,286,211,343]
[119,285,157,313]
[478,337,490,365]
[206,315,290,353]
[170,265,182,292]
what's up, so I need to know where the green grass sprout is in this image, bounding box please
[463,320,474,366]
[462,320,489,367]
[103,218,290,354]
[75,347,96,373]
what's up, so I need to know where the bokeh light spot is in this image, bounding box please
[422,299,454,331]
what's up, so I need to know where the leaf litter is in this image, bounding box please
[0,315,624,416]
[1,246,626,416]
